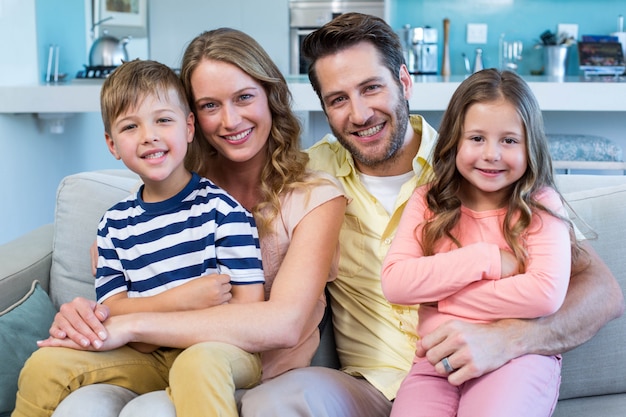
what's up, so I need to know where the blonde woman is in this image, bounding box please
[35,28,347,417]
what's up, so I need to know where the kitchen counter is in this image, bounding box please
[2,75,626,114]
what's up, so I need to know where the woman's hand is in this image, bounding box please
[44,297,110,349]
[38,314,134,351]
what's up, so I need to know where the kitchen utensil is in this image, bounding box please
[473,48,483,72]
[442,18,451,76]
[540,30,558,45]
[543,45,569,78]
[88,31,131,67]
[462,53,471,74]
[407,26,438,74]
[45,44,66,83]
[500,37,523,72]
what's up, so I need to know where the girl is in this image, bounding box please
[381,69,581,417]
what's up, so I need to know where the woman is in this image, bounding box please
[39,28,347,417]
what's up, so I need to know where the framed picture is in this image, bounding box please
[98,0,147,28]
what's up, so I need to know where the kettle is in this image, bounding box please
[89,31,131,67]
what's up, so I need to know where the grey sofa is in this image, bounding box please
[1,169,625,416]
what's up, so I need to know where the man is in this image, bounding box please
[238,12,624,416]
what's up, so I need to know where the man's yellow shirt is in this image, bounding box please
[306,114,438,400]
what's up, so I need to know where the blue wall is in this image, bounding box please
[35,0,87,82]
[390,0,625,75]
[0,2,123,245]
[34,1,626,79]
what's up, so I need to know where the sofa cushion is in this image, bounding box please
[556,174,626,194]
[0,280,56,416]
[558,182,626,400]
[0,224,53,312]
[49,170,139,309]
[553,393,626,417]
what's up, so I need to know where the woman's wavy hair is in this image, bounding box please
[179,28,311,234]
[422,68,583,271]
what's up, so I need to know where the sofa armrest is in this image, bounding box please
[0,224,54,311]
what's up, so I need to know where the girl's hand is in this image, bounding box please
[499,249,520,278]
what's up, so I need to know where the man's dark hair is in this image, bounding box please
[301,12,406,101]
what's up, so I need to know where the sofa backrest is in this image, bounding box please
[48,170,626,401]
[49,170,139,309]
[556,178,626,400]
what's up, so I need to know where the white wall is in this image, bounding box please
[0,0,289,245]
[0,0,127,244]
[0,0,38,85]
[0,1,114,245]
[0,111,126,244]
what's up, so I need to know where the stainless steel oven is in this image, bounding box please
[289,0,385,74]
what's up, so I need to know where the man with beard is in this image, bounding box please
[238,12,623,417]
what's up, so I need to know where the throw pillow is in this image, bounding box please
[0,280,56,416]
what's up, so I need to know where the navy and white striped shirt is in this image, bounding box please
[95,173,264,303]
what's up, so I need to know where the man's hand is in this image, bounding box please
[416,319,523,386]
[45,297,110,349]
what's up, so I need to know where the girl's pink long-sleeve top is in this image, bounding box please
[381,185,571,339]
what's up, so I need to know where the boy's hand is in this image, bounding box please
[164,274,233,310]
[90,240,98,276]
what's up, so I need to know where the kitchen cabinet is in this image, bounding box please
[3,75,626,113]
[4,75,625,152]
[148,0,290,73]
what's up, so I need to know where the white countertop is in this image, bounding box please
[2,75,626,114]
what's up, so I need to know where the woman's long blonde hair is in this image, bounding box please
[422,69,583,272]
[180,28,311,234]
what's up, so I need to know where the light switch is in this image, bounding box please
[557,23,579,42]
[467,23,488,44]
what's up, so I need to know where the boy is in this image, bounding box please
[11,59,265,417]
[96,59,265,322]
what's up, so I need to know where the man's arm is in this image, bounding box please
[519,241,624,354]
[418,241,624,385]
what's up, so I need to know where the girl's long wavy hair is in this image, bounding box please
[180,28,311,235]
[422,69,584,272]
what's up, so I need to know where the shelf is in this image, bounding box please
[2,75,626,114]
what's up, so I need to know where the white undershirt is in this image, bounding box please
[359,171,415,215]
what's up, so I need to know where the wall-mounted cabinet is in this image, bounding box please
[148,0,290,73]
